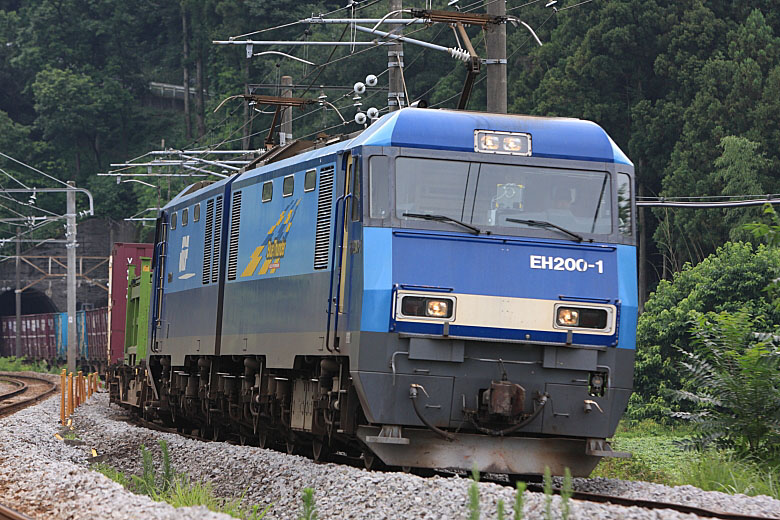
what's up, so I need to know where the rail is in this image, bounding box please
[0,378,27,401]
[0,373,57,418]
[525,482,780,520]
[0,503,33,520]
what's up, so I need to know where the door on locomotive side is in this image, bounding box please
[332,151,364,352]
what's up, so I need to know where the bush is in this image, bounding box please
[633,242,780,420]
[672,310,780,457]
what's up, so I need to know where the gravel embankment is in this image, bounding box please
[2,379,780,519]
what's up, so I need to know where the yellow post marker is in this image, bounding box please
[77,371,83,408]
[60,369,66,426]
[67,372,74,417]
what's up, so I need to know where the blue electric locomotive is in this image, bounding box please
[115,107,636,476]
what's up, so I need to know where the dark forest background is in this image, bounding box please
[2,1,780,413]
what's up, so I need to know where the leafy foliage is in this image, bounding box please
[672,310,780,456]
[633,241,780,419]
[298,487,317,520]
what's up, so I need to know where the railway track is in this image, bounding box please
[0,503,32,520]
[128,415,779,520]
[0,373,57,419]
[525,483,780,520]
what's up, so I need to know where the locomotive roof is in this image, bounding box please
[165,108,631,209]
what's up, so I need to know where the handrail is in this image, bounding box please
[324,193,352,353]
[331,193,353,353]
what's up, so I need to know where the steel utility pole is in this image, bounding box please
[388,0,404,111]
[14,230,21,357]
[485,0,507,113]
[281,75,293,145]
[66,182,77,373]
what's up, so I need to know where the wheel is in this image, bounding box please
[312,438,330,462]
[362,450,384,471]
[259,430,273,449]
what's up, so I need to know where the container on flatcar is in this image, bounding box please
[86,308,108,364]
[108,243,153,364]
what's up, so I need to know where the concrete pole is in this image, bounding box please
[67,182,77,373]
[14,229,21,357]
[485,0,507,113]
[388,0,404,111]
[280,75,293,145]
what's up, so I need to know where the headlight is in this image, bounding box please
[480,134,501,151]
[556,307,580,327]
[426,299,449,318]
[475,130,531,155]
[555,306,609,330]
[401,296,454,319]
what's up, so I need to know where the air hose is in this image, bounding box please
[409,384,456,441]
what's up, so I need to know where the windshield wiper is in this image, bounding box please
[505,218,584,242]
[403,212,481,235]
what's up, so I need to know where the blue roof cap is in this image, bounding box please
[354,108,632,165]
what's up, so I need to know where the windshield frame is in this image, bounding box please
[362,145,636,245]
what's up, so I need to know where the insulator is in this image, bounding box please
[365,74,378,87]
[353,82,366,95]
[366,107,379,120]
[449,47,470,62]
[355,112,367,125]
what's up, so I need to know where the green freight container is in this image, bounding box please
[124,257,152,365]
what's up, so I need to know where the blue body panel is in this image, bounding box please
[357,228,633,348]
[616,245,638,349]
[153,107,637,363]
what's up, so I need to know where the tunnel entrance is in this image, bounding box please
[0,288,58,316]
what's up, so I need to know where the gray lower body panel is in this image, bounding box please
[358,426,601,476]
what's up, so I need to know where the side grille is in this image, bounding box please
[212,195,223,283]
[314,166,334,270]
[202,198,214,284]
[227,191,242,281]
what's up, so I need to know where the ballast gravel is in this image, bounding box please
[0,376,777,520]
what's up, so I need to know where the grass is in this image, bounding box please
[0,356,62,374]
[92,440,271,519]
[679,452,780,499]
[591,418,696,485]
[592,419,780,499]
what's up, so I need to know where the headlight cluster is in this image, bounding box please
[474,130,531,156]
[401,296,454,319]
[555,306,608,330]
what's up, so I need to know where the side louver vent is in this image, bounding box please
[202,198,214,284]
[212,195,223,283]
[314,166,334,270]
[227,191,242,281]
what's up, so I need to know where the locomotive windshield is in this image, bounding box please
[381,157,620,237]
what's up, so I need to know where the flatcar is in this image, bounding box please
[112,107,637,476]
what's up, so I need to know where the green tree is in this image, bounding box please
[633,241,780,419]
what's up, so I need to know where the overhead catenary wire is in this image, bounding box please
[0,151,70,188]
[637,199,780,208]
